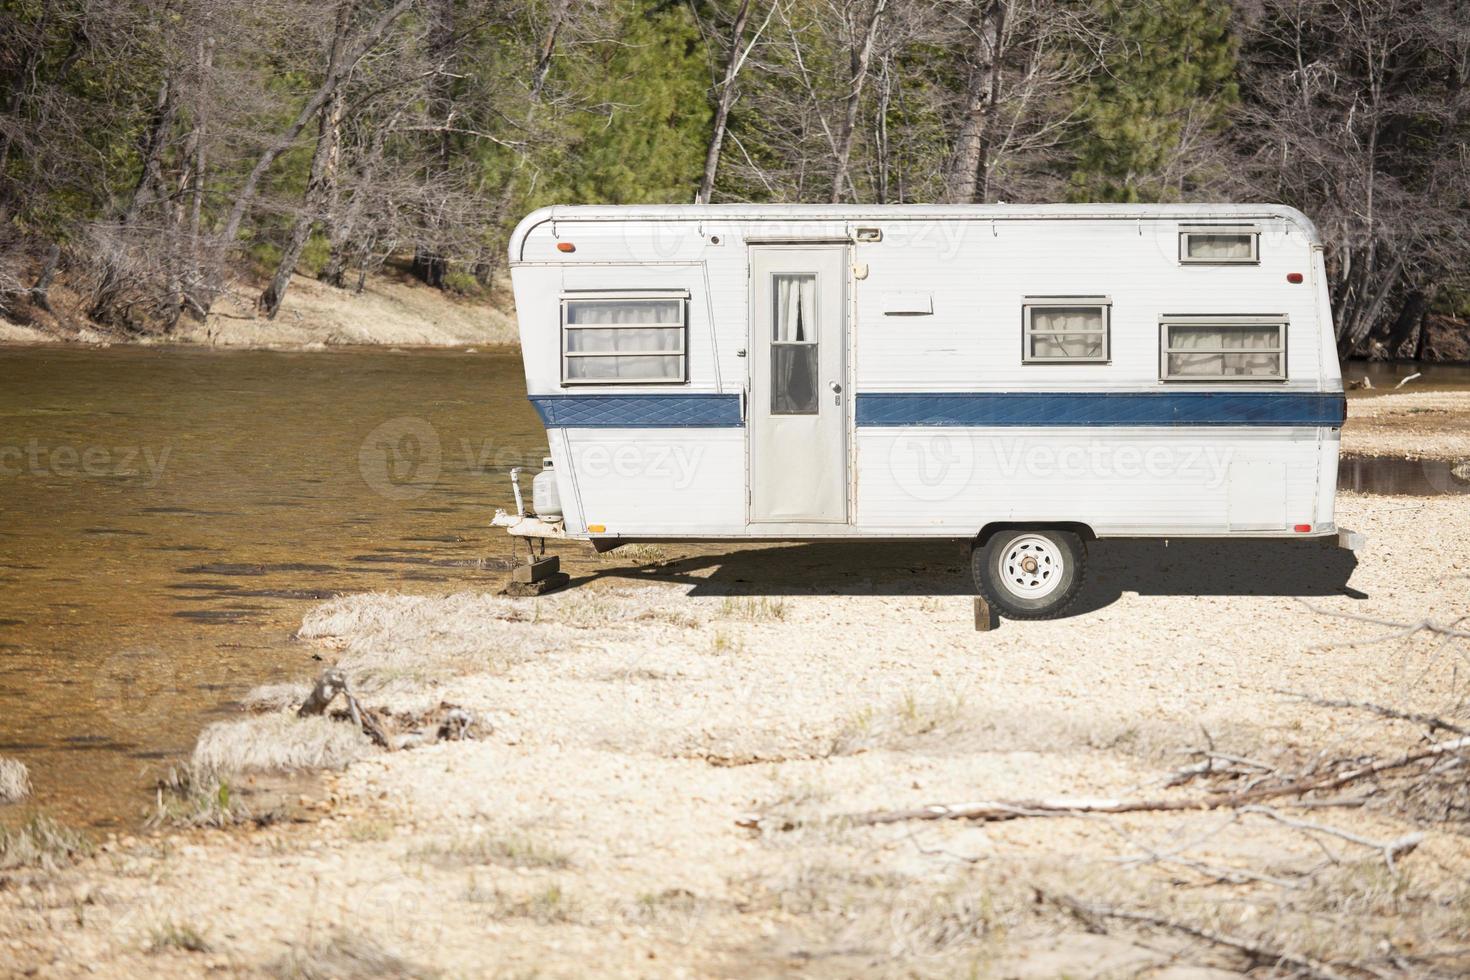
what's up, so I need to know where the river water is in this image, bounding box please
[1,347,1467,827]
[0,346,555,828]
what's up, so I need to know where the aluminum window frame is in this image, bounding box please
[1178,224,1260,265]
[1159,314,1288,383]
[1021,295,1112,364]
[560,289,690,386]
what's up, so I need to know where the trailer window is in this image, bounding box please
[1022,297,1110,363]
[1179,225,1259,264]
[1161,316,1286,381]
[771,273,819,414]
[561,292,687,384]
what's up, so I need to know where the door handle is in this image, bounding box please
[828,381,842,393]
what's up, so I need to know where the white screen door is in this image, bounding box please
[748,246,848,523]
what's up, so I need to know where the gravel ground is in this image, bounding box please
[3,493,1469,978]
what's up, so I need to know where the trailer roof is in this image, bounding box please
[510,203,1320,260]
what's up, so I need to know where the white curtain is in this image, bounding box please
[774,275,815,342]
[1187,234,1253,260]
[564,298,683,382]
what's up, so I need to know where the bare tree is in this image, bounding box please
[1235,0,1470,356]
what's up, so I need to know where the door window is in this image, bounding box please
[771,273,818,414]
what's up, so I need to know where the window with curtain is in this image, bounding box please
[1022,298,1110,363]
[1161,317,1286,380]
[1179,225,1259,264]
[561,293,687,384]
[771,273,818,414]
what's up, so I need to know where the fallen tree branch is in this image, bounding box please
[1040,890,1359,980]
[836,736,1470,828]
[1275,690,1469,737]
[1296,600,1470,648]
[1239,805,1424,874]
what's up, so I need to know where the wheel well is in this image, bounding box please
[974,521,1097,548]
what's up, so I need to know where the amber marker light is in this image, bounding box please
[557,242,576,253]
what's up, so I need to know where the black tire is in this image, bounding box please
[972,528,1086,620]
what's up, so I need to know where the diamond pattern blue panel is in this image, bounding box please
[530,394,742,428]
[855,392,1346,427]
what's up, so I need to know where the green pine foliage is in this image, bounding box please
[1068,0,1238,203]
[533,1,710,206]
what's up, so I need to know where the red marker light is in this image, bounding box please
[1287,272,1303,283]
[1294,523,1313,533]
[556,242,576,253]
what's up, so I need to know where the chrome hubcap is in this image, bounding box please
[1000,535,1064,599]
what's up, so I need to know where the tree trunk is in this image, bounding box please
[482,0,575,286]
[942,1,1005,204]
[220,0,410,248]
[29,243,60,312]
[696,0,753,205]
[829,0,888,203]
[1384,290,1428,358]
[258,3,357,318]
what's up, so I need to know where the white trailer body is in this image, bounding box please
[506,204,1346,615]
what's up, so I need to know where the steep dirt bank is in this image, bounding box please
[0,267,518,349]
[3,494,1468,977]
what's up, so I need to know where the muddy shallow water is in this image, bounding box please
[0,346,560,827]
[0,347,1465,828]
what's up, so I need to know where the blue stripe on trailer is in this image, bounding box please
[855,391,1347,428]
[529,394,743,428]
[528,391,1346,428]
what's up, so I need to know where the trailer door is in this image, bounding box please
[748,245,849,523]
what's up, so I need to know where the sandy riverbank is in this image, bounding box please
[3,492,1470,977]
[0,269,518,349]
[1341,390,1470,461]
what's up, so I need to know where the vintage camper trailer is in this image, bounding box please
[499,204,1351,618]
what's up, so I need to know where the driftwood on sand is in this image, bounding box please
[296,668,480,751]
[297,668,391,749]
[838,734,1470,827]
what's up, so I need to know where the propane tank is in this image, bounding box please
[531,456,562,521]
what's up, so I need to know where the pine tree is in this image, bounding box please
[1068,0,1237,203]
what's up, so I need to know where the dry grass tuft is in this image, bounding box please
[598,543,669,565]
[718,596,788,621]
[192,714,374,776]
[0,814,93,871]
[148,764,271,829]
[828,692,970,756]
[0,756,31,803]
[147,920,212,954]
[464,881,580,924]
[241,682,311,712]
[268,930,435,980]
[410,833,571,870]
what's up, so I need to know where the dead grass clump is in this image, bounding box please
[464,881,580,924]
[192,714,374,776]
[147,920,212,954]
[0,756,31,803]
[0,814,93,871]
[241,682,311,712]
[598,543,669,565]
[410,833,571,870]
[828,692,970,756]
[268,930,435,980]
[148,764,271,829]
[718,596,787,621]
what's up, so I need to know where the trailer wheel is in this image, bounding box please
[972,529,1085,620]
